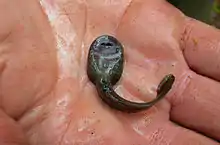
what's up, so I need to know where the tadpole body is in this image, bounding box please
[87,35,175,113]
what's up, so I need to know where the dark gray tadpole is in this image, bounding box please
[87,35,175,113]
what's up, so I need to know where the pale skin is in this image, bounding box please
[0,0,220,144]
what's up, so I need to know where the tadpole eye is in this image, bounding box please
[115,47,120,53]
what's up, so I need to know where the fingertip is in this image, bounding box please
[180,16,220,80]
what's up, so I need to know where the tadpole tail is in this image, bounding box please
[95,75,175,113]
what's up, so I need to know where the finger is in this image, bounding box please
[123,114,220,145]
[0,109,28,144]
[167,121,219,145]
[169,70,220,141]
[180,17,220,81]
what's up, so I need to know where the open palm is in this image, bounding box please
[0,0,220,144]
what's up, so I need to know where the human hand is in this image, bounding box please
[0,0,220,144]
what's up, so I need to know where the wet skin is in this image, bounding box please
[87,35,175,113]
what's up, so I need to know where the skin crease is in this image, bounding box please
[0,0,220,144]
